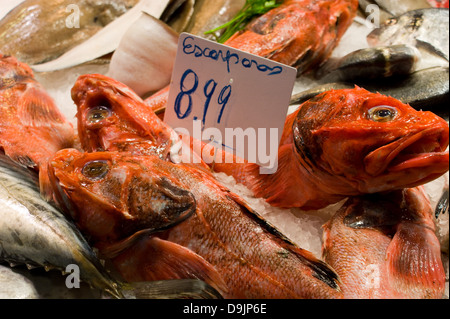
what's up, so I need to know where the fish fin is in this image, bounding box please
[38,162,55,202]
[226,191,341,291]
[386,221,446,298]
[17,85,65,126]
[122,279,223,299]
[104,234,228,296]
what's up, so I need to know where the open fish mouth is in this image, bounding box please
[364,127,449,176]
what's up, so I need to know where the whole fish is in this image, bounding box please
[367,8,450,62]
[0,0,139,65]
[0,54,74,197]
[49,149,343,299]
[60,73,344,299]
[322,187,446,299]
[208,87,449,210]
[315,45,420,82]
[224,0,359,74]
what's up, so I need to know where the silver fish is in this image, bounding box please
[316,45,420,82]
[0,0,139,65]
[367,8,449,61]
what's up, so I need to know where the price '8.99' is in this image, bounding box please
[174,69,232,126]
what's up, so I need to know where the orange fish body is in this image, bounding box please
[0,54,74,196]
[58,73,345,298]
[50,149,343,299]
[211,87,449,210]
[322,187,446,299]
[224,0,359,74]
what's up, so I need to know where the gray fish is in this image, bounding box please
[316,45,420,82]
[0,0,139,65]
[367,8,449,61]
[0,154,222,299]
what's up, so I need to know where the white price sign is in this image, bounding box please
[165,33,296,172]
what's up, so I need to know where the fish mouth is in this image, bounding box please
[364,127,449,176]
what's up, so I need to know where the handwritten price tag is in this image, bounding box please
[165,33,296,172]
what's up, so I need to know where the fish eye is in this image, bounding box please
[87,106,111,123]
[368,106,398,122]
[385,18,397,26]
[82,160,109,180]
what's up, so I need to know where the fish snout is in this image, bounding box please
[364,126,449,177]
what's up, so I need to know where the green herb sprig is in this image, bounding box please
[205,0,282,43]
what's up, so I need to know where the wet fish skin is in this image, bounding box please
[316,45,420,83]
[184,0,246,39]
[322,187,446,299]
[50,149,343,299]
[361,67,449,120]
[224,0,359,74]
[0,154,122,298]
[210,87,449,210]
[297,67,449,119]
[0,0,139,65]
[367,8,450,62]
[61,74,344,299]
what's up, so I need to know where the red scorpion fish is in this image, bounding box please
[49,73,345,299]
[143,0,358,108]
[0,54,74,195]
[208,87,449,210]
[49,149,343,299]
[224,0,359,74]
[322,187,446,299]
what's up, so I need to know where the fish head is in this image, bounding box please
[72,74,177,158]
[0,54,34,88]
[293,87,449,193]
[49,149,196,244]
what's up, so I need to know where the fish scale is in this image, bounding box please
[0,154,122,297]
[52,73,345,298]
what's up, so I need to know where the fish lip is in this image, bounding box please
[364,127,449,176]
